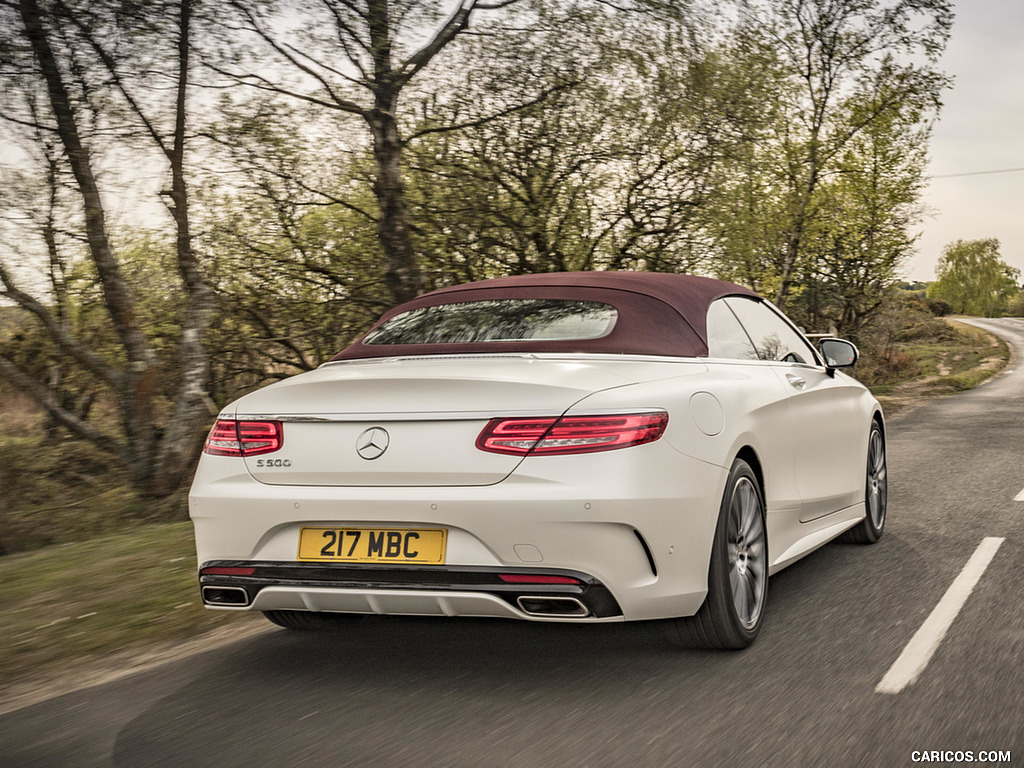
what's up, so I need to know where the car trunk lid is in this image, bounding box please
[233,356,659,487]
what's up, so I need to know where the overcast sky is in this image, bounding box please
[908,0,1024,281]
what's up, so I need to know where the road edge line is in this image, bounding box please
[876,536,1005,695]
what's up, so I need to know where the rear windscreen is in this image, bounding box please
[362,299,618,345]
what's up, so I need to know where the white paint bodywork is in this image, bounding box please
[189,352,880,622]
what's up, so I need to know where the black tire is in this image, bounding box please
[263,610,364,631]
[667,458,768,650]
[840,420,887,545]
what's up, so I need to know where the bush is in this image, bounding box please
[852,292,934,388]
[0,431,189,556]
[1004,290,1024,317]
[926,298,953,317]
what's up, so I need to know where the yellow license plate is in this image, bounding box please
[298,527,447,564]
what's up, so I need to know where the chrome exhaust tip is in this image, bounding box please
[516,596,589,617]
[202,586,250,607]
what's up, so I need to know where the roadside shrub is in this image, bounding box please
[0,432,189,556]
[854,345,921,390]
[1003,290,1024,317]
[851,292,932,388]
[926,298,953,317]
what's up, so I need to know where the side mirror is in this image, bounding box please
[819,338,858,374]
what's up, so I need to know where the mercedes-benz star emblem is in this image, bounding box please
[356,427,390,460]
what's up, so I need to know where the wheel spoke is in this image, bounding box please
[730,563,743,604]
[747,550,765,578]
[747,538,765,566]
[729,500,742,540]
[740,484,757,538]
[732,568,751,620]
[746,507,764,543]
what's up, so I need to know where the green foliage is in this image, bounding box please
[850,292,931,389]
[927,297,954,317]
[927,239,1020,317]
[198,100,391,394]
[0,232,191,419]
[790,100,930,334]
[195,0,950,356]
[203,194,391,398]
[1004,290,1024,318]
[712,0,950,333]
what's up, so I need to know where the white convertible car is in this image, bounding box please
[190,271,886,648]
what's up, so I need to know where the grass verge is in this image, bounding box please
[0,522,262,706]
[870,319,1010,417]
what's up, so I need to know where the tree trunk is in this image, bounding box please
[774,131,821,310]
[21,0,158,490]
[365,0,422,306]
[153,0,216,496]
[369,106,422,305]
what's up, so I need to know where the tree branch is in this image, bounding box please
[20,0,153,369]
[226,0,368,116]
[0,262,123,390]
[476,0,525,9]
[397,0,476,86]
[405,78,581,143]
[0,354,123,456]
[0,109,57,133]
[315,0,373,80]
[52,0,170,159]
[197,130,379,222]
[203,61,367,116]
[283,41,369,93]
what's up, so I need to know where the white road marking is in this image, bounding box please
[876,537,1005,694]
[1014,488,1024,501]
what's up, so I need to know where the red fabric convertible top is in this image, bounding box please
[331,271,759,361]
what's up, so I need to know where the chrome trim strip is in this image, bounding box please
[232,407,668,423]
[321,352,706,367]
[233,411,550,423]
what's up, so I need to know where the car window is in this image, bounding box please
[706,299,758,360]
[723,297,819,365]
[362,299,618,345]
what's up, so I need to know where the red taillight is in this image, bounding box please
[203,419,283,457]
[498,574,582,585]
[476,417,559,455]
[476,412,668,456]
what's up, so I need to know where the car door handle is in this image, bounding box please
[785,374,806,390]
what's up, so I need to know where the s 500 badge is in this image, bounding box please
[255,458,292,467]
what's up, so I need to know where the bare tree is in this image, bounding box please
[0,0,214,496]
[206,0,543,305]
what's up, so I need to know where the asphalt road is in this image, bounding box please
[2,319,1022,768]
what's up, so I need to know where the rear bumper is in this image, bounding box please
[190,441,729,621]
[199,562,623,621]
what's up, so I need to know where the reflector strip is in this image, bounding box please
[201,567,257,576]
[498,574,582,585]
